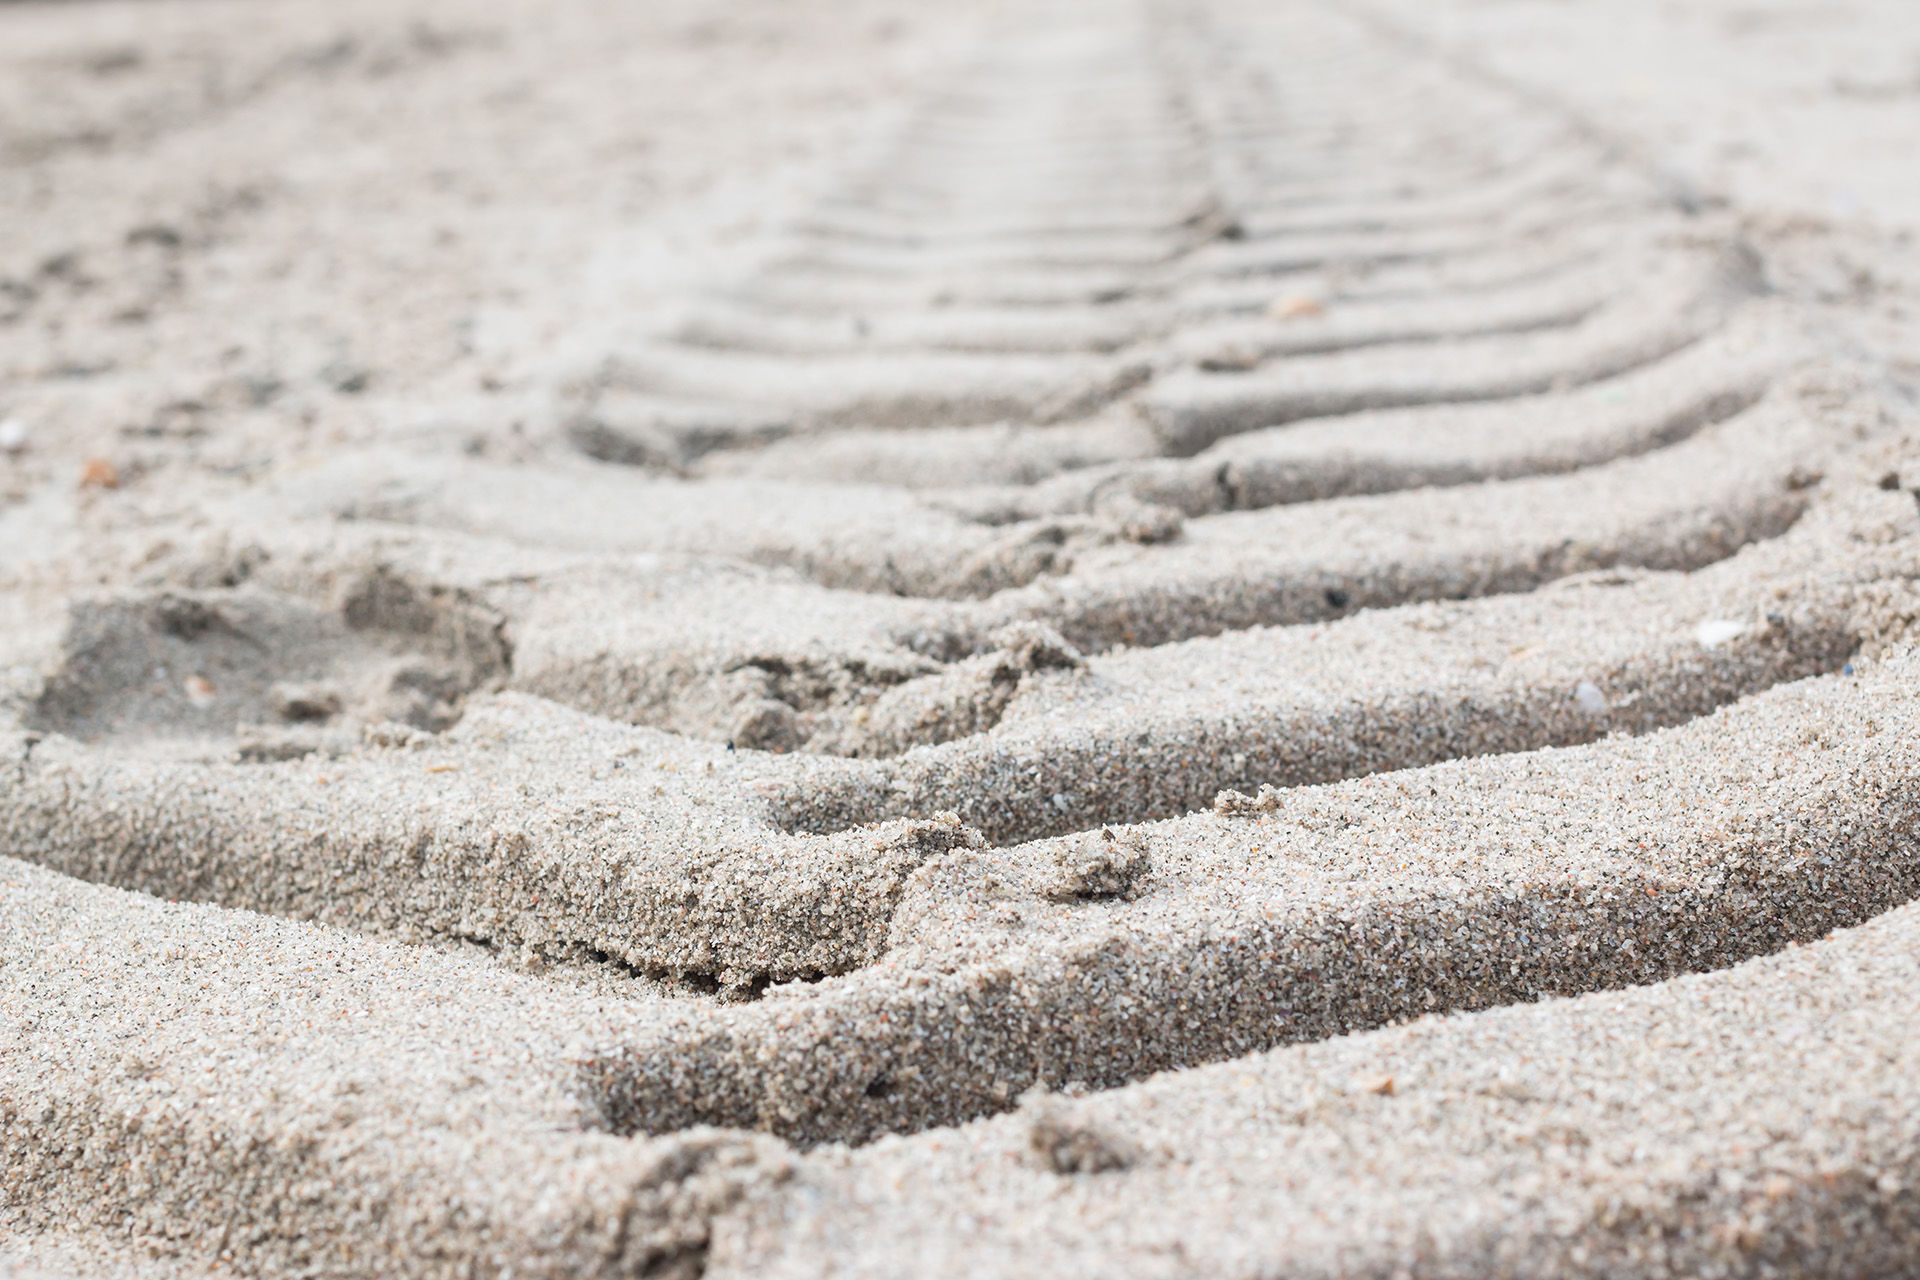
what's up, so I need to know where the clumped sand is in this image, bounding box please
[5,0,1920,1277]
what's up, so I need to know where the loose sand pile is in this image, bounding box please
[4,0,1920,1276]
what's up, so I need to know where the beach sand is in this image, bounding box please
[4,0,1920,1275]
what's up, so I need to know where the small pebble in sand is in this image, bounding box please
[1267,293,1325,320]
[79,457,120,489]
[1574,680,1608,714]
[1043,827,1152,901]
[1695,618,1747,648]
[1215,783,1284,816]
[1198,345,1262,372]
[1025,1093,1138,1174]
[1103,497,1185,545]
[989,620,1084,670]
[0,418,26,454]
[271,681,343,723]
[183,675,216,707]
[364,721,430,750]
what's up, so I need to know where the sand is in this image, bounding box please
[5,0,1920,1276]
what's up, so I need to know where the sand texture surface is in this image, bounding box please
[4,0,1920,1275]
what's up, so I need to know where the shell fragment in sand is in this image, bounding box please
[1695,618,1748,648]
[1574,680,1608,714]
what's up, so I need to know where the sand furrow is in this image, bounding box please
[0,856,793,1280]
[583,647,1920,1146]
[9,480,1905,994]
[1143,248,1760,456]
[712,892,1920,1278]
[1,697,970,990]
[946,315,1784,521]
[217,367,1822,619]
[673,234,1637,362]
[969,389,1823,648]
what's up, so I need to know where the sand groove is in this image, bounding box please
[6,0,1920,1276]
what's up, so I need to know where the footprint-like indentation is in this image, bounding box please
[27,566,509,759]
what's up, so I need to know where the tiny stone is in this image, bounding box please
[1216,783,1284,816]
[1025,1095,1137,1174]
[989,621,1083,670]
[272,681,343,723]
[79,457,120,489]
[728,698,801,753]
[1267,293,1325,320]
[1043,827,1152,901]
